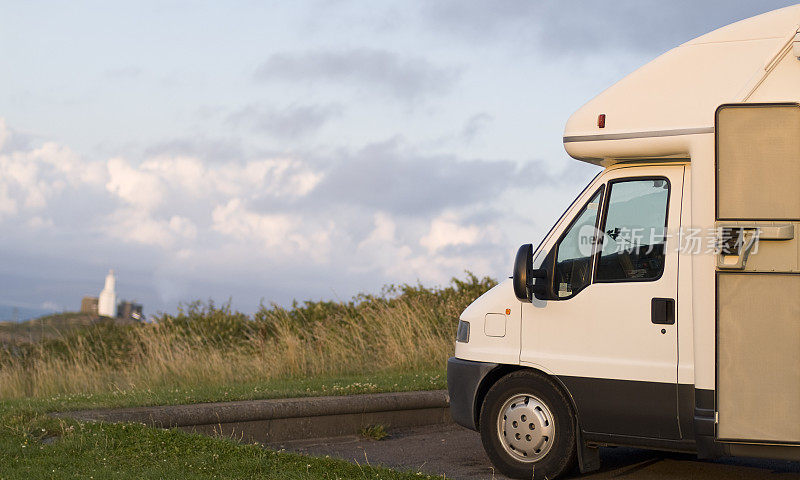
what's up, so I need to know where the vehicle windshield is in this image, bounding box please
[532,171,602,266]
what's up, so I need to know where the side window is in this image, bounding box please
[595,178,670,282]
[553,188,603,298]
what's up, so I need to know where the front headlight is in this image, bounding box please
[456,320,470,343]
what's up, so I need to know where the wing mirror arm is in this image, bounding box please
[530,268,547,279]
[513,244,554,302]
[529,269,547,297]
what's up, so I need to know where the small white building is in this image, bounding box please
[98,269,117,318]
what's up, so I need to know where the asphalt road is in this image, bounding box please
[270,423,800,480]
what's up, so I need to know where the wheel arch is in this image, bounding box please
[474,365,580,431]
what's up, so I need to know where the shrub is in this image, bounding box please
[0,272,497,400]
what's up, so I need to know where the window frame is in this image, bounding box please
[591,176,672,284]
[549,185,606,300]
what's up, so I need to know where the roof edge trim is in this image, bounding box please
[563,127,715,143]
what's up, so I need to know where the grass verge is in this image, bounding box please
[3,369,446,413]
[0,403,444,480]
[0,370,448,479]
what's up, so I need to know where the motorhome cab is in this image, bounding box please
[447,6,800,479]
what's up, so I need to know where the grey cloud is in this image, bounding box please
[303,139,585,216]
[312,141,512,215]
[0,128,38,154]
[144,136,245,163]
[254,49,461,100]
[461,113,493,143]
[423,1,800,55]
[226,103,342,139]
[514,158,600,191]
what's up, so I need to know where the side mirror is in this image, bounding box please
[512,244,548,302]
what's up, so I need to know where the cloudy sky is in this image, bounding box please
[0,1,796,317]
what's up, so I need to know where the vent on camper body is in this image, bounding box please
[598,114,606,128]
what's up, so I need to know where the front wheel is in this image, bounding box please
[479,370,577,479]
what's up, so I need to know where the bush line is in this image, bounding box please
[0,273,496,400]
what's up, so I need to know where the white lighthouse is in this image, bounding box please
[98,269,117,318]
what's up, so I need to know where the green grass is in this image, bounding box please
[0,370,449,479]
[0,405,444,480]
[4,369,447,413]
[359,424,389,441]
[0,275,485,479]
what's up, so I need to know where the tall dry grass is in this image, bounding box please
[0,274,495,400]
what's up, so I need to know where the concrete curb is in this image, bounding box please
[55,390,452,443]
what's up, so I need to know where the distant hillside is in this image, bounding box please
[0,304,55,323]
[0,312,100,344]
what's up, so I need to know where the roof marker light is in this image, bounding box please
[598,114,606,129]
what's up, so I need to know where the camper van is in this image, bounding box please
[447,6,800,479]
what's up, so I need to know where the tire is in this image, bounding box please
[479,370,577,479]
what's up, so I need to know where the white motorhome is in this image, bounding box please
[447,6,800,479]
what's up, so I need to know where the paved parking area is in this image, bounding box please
[270,423,800,480]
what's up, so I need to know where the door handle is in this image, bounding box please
[717,229,758,270]
[715,223,794,270]
[651,298,675,325]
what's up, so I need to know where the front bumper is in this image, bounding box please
[447,357,499,431]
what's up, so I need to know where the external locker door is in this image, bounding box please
[715,103,800,444]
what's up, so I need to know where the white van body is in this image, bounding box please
[447,6,800,479]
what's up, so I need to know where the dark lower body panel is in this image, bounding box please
[559,377,705,452]
[558,376,683,440]
[447,359,799,460]
[447,358,709,442]
[446,357,499,430]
